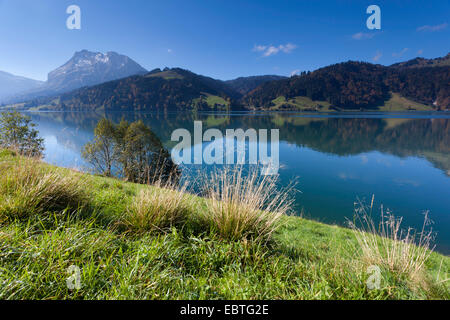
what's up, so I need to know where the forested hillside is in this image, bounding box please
[9,54,450,112]
[225,75,287,95]
[243,59,450,110]
[22,68,239,111]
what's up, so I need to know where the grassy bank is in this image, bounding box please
[0,149,448,300]
[264,93,435,112]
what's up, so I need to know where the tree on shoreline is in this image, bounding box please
[82,118,180,185]
[82,118,117,177]
[0,111,44,157]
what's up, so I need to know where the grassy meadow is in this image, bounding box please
[0,149,448,300]
[265,92,435,112]
[377,93,434,111]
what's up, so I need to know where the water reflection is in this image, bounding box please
[28,111,450,253]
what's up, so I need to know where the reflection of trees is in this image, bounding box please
[30,111,450,175]
[376,119,450,155]
[277,118,386,155]
[272,116,450,174]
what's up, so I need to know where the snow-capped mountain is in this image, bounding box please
[2,50,147,104]
[46,50,147,92]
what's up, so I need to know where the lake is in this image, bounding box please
[27,110,450,254]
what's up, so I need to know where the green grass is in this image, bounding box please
[0,150,448,300]
[122,183,194,233]
[0,159,88,220]
[145,70,184,80]
[267,93,435,112]
[270,96,333,111]
[1,98,62,112]
[376,92,434,111]
[205,94,230,107]
[193,93,230,109]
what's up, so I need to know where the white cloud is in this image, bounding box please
[253,45,267,52]
[253,43,297,57]
[417,23,448,32]
[373,51,382,61]
[392,48,409,57]
[352,32,376,40]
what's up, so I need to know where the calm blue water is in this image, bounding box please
[27,111,450,254]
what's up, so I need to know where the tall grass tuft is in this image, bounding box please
[200,166,294,242]
[348,196,436,282]
[0,159,88,220]
[123,180,192,233]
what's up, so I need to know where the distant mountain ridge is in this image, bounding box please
[390,53,450,69]
[2,50,147,104]
[0,71,44,101]
[22,67,239,111]
[243,54,450,110]
[2,52,449,111]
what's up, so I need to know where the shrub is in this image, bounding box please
[0,159,88,220]
[200,166,294,242]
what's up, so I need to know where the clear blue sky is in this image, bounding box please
[0,0,448,81]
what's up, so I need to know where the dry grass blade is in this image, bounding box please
[348,195,436,282]
[200,166,294,242]
[0,159,88,219]
[124,180,191,233]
